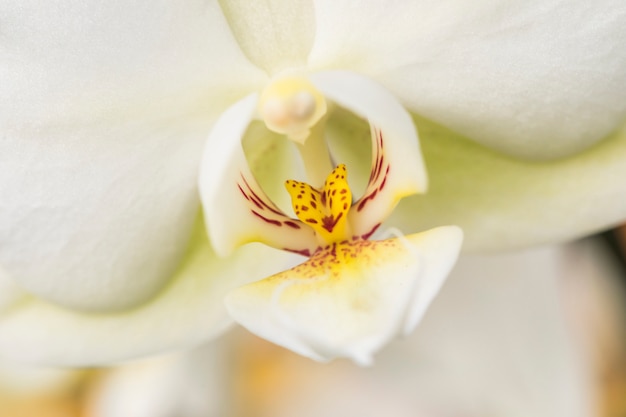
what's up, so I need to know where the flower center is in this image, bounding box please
[258,77,327,144]
[286,164,353,246]
[200,70,428,258]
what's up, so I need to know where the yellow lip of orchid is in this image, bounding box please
[285,164,353,246]
[200,70,463,363]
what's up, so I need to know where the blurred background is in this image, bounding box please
[1,226,625,417]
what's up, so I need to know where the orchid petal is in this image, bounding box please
[388,118,626,251]
[0,1,265,130]
[218,0,316,74]
[308,0,626,159]
[0,118,203,311]
[0,219,293,366]
[200,94,318,257]
[225,226,462,365]
[262,245,594,417]
[0,1,266,312]
[310,71,427,238]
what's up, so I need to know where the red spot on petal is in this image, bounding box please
[284,221,301,229]
[251,210,282,227]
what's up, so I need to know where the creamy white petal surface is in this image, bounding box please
[0,1,265,311]
[0,222,293,366]
[218,0,316,74]
[226,227,462,365]
[388,119,626,251]
[311,71,427,236]
[308,0,626,159]
[200,93,320,257]
[254,246,594,417]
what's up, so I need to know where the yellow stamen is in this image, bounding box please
[259,77,327,144]
[285,164,352,245]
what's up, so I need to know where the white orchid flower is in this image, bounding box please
[0,1,625,366]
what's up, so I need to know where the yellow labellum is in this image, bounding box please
[285,164,352,245]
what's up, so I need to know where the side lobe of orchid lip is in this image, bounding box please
[200,70,428,257]
[225,226,463,365]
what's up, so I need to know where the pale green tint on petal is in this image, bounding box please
[243,121,305,214]
[0,117,206,312]
[0,217,293,366]
[308,0,626,160]
[200,94,318,257]
[388,117,626,251]
[0,0,267,312]
[226,226,462,365]
[218,0,315,75]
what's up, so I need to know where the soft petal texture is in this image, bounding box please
[0,1,266,311]
[1,119,204,312]
[247,245,594,417]
[0,220,293,366]
[200,94,318,257]
[310,71,427,237]
[388,118,626,251]
[226,226,462,365]
[308,0,626,160]
[217,0,316,74]
[0,0,265,128]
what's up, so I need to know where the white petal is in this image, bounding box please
[310,71,427,237]
[255,245,595,417]
[0,1,266,311]
[218,0,316,74]
[0,220,293,366]
[0,1,265,130]
[225,226,462,365]
[200,94,319,257]
[388,118,626,251]
[1,118,203,311]
[308,0,626,159]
